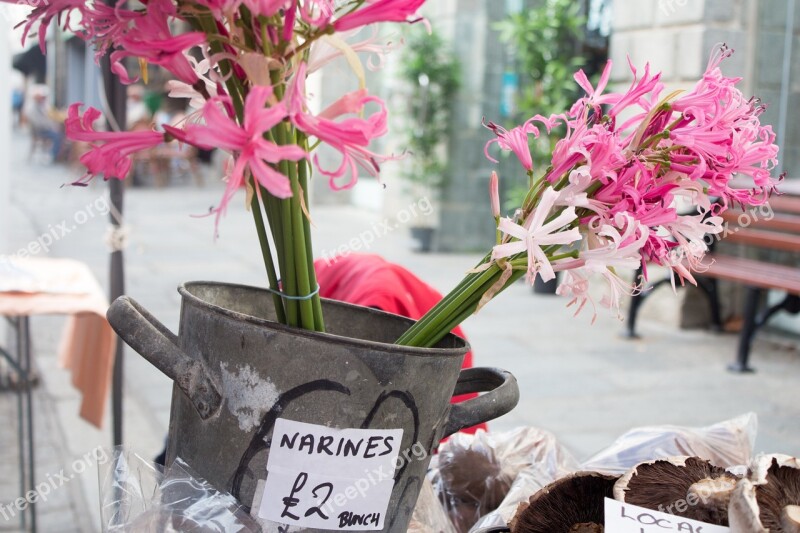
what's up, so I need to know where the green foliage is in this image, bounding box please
[399,27,460,187]
[494,0,588,208]
[495,0,586,119]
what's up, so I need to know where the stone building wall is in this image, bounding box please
[609,0,757,94]
[1,19,11,254]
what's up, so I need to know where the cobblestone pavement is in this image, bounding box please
[2,130,799,531]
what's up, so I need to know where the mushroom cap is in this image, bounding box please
[510,471,618,533]
[438,447,508,504]
[436,446,513,532]
[752,455,800,532]
[614,456,738,525]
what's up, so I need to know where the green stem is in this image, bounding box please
[284,127,316,331]
[298,154,325,331]
[427,268,529,347]
[394,252,492,344]
[250,188,286,323]
[189,11,246,119]
[188,10,327,332]
[396,263,499,347]
[276,162,299,325]
[396,241,577,348]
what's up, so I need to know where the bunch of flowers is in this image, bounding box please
[10,0,428,332]
[397,46,781,347]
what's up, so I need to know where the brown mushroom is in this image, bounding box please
[435,446,514,532]
[728,478,767,532]
[748,455,800,532]
[613,456,739,526]
[509,471,618,533]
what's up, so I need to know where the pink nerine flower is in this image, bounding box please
[4,0,87,51]
[300,0,335,27]
[286,63,390,190]
[489,171,500,218]
[570,59,615,117]
[556,215,648,320]
[492,188,582,283]
[108,0,206,84]
[65,104,165,184]
[484,119,539,172]
[183,85,308,224]
[333,0,425,32]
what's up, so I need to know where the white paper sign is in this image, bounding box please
[258,419,404,531]
[604,498,730,533]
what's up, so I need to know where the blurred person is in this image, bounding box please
[126,84,151,129]
[153,93,189,129]
[12,87,24,127]
[11,71,24,127]
[25,85,64,162]
[151,96,203,186]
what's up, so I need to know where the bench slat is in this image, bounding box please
[724,228,800,253]
[703,255,800,293]
[720,211,800,233]
[767,195,800,215]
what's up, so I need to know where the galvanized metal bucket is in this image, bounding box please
[107,281,519,532]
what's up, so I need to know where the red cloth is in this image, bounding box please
[314,253,485,434]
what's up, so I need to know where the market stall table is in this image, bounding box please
[0,257,115,532]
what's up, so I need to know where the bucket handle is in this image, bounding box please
[443,367,519,437]
[106,296,222,420]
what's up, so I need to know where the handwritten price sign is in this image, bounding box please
[257,419,404,531]
[604,499,730,533]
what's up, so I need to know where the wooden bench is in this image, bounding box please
[626,194,800,372]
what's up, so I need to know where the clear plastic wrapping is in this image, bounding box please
[97,416,756,532]
[469,415,757,532]
[468,463,562,532]
[431,427,578,533]
[99,447,261,532]
[409,476,459,533]
[580,412,757,475]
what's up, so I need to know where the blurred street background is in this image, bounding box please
[2,0,800,531]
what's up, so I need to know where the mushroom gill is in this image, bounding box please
[754,456,800,533]
[613,456,738,526]
[510,472,618,533]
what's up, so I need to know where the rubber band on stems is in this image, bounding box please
[265,284,321,301]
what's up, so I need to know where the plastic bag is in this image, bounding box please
[468,462,563,532]
[100,447,261,532]
[431,427,578,533]
[409,477,458,533]
[470,415,758,532]
[580,412,757,475]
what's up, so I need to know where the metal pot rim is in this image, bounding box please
[178,281,470,358]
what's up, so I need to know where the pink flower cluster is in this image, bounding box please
[486,46,781,319]
[8,0,425,225]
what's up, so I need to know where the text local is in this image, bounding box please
[279,432,397,459]
[620,506,714,532]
